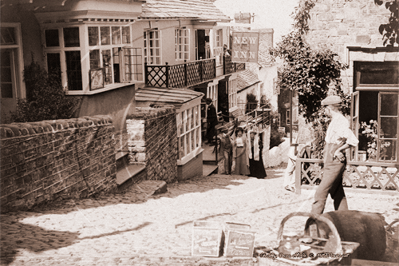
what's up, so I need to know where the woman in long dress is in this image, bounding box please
[249,130,267,179]
[232,127,250,176]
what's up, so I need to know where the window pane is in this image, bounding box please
[358,62,399,85]
[63,27,80,47]
[45,29,59,47]
[186,134,190,154]
[90,50,100,69]
[180,137,184,158]
[381,94,398,116]
[47,53,61,83]
[122,26,130,44]
[197,128,200,147]
[191,131,195,152]
[188,109,192,131]
[0,27,16,45]
[177,113,181,136]
[381,117,397,138]
[1,83,13,98]
[88,27,99,46]
[112,26,121,45]
[1,50,13,98]
[65,51,82,90]
[102,49,112,85]
[380,140,397,161]
[101,27,110,45]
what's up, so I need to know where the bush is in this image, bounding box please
[245,92,258,115]
[269,112,284,149]
[10,61,80,122]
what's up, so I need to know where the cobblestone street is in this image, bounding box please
[1,167,399,266]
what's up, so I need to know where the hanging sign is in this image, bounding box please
[231,32,259,63]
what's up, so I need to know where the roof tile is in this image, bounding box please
[237,69,260,91]
[140,0,231,21]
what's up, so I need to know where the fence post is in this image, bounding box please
[144,62,148,86]
[165,62,169,88]
[295,158,302,194]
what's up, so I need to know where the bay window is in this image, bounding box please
[43,24,143,93]
[177,104,202,163]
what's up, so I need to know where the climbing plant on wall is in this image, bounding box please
[272,0,350,158]
[273,0,349,124]
[374,0,399,46]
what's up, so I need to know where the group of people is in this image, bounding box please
[219,125,267,179]
[204,97,267,179]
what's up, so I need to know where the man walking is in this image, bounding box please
[311,95,358,214]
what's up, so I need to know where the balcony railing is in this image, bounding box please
[145,56,245,88]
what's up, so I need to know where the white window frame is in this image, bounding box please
[216,29,223,47]
[0,23,25,99]
[177,103,202,165]
[144,29,161,65]
[42,24,142,94]
[175,28,189,61]
[207,83,218,112]
[228,78,238,109]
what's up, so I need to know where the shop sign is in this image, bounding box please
[231,32,259,63]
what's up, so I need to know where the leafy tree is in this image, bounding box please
[10,60,80,122]
[274,32,348,123]
[272,0,350,158]
[374,0,399,46]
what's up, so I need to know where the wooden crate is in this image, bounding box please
[192,221,223,257]
[223,222,256,257]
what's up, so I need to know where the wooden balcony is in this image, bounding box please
[145,56,245,88]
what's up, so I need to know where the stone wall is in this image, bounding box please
[0,116,117,213]
[306,0,392,92]
[126,106,178,183]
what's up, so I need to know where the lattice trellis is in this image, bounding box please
[296,158,399,194]
[145,58,242,88]
[146,66,167,87]
[202,59,215,80]
[186,61,201,86]
[344,165,399,191]
[169,64,185,88]
[236,63,245,71]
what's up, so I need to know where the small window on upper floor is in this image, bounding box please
[63,27,80,47]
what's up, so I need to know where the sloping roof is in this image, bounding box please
[140,0,231,22]
[135,87,204,107]
[237,69,261,92]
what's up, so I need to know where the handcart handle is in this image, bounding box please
[277,212,342,254]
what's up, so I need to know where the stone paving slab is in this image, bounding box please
[1,169,398,266]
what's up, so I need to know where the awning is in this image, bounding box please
[135,87,204,109]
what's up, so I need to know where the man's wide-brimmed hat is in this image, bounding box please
[205,98,213,104]
[321,95,341,106]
